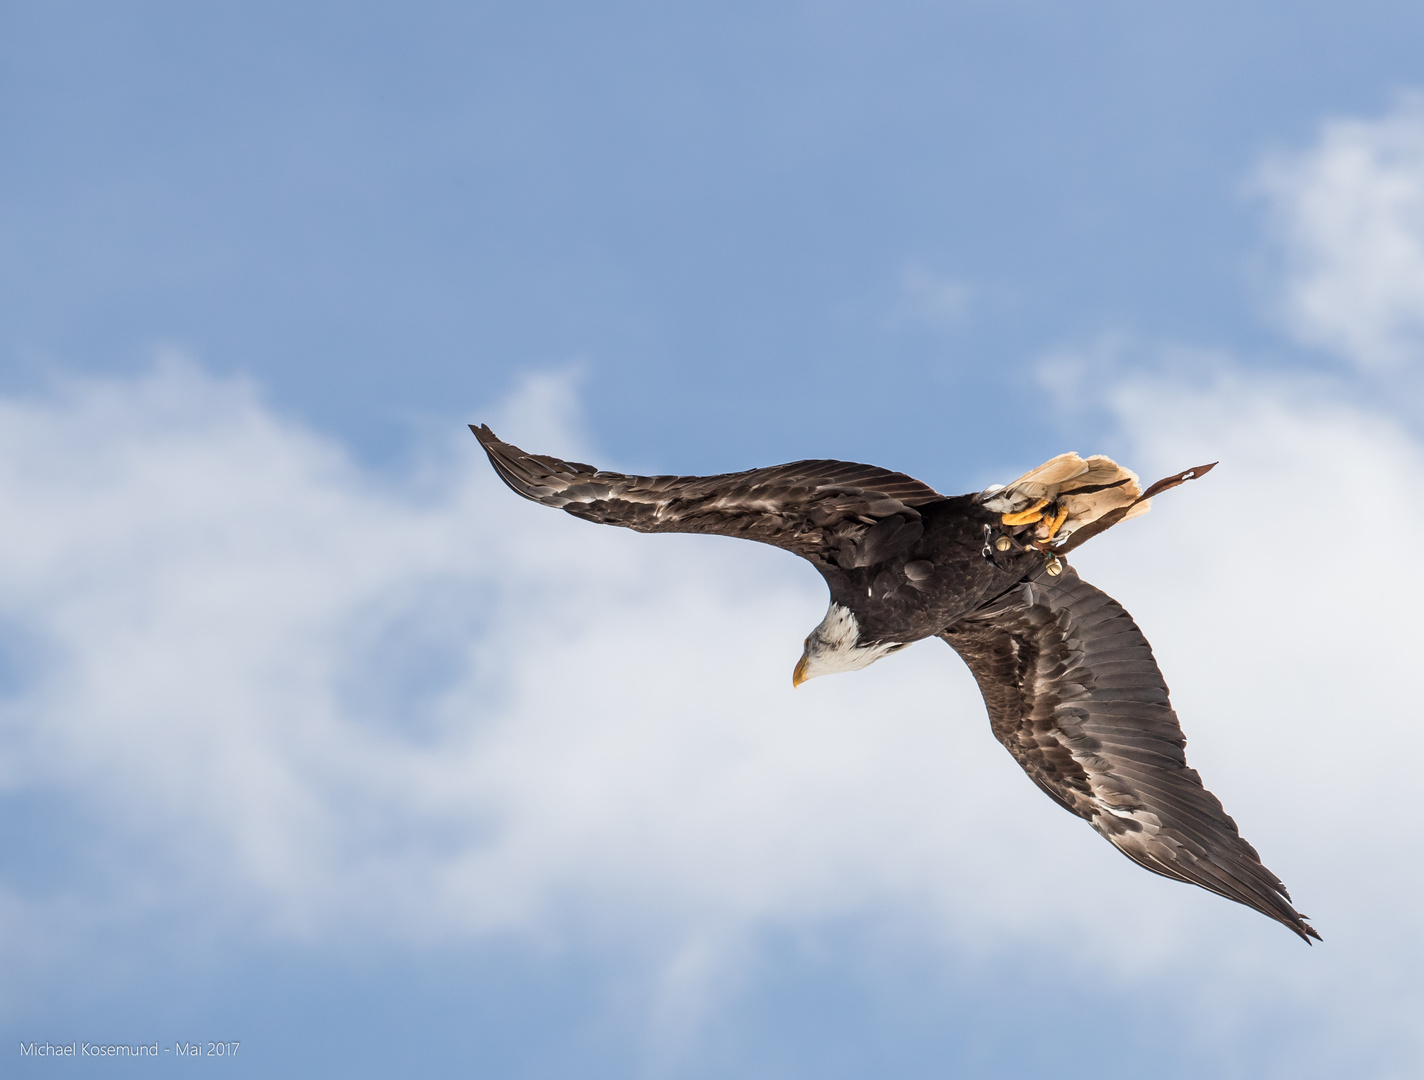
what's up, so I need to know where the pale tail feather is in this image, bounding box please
[979,452,1145,545]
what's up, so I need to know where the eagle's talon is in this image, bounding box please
[1001,498,1049,526]
[1039,504,1069,541]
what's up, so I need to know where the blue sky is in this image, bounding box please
[4,2,1424,1077]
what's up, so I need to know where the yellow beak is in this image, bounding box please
[792,652,809,688]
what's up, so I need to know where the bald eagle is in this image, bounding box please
[472,425,1318,943]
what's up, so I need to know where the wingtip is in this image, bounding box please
[469,423,499,445]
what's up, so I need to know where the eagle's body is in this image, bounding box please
[473,425,1319,943]
[813,494,1031,645]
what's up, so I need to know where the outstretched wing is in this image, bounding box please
[941,564,1319,942]
[473,425,945,570]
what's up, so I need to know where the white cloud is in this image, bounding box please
[0,359,1102,951]
[0,357,1421,1069]
[1256,94,1424,368]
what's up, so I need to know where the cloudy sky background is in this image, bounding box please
[4,2,1424,1076]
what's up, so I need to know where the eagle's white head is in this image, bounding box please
[792,602,903,686]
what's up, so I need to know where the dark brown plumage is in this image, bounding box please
[943,566,1316,940]
[472,424,1319,943]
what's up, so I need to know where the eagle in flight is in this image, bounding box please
[472,425,1318,943]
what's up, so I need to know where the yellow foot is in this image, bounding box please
[1001,498,1049,526]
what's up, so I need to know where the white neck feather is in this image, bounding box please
[799,603,901,682]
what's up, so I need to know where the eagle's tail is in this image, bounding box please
[978,454,1215,553]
